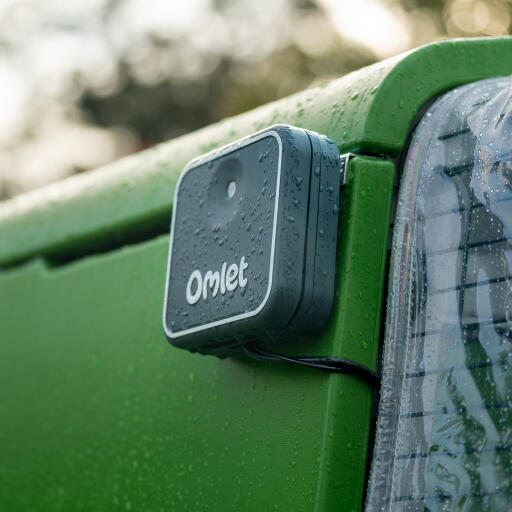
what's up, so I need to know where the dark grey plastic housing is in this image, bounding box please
[163,125,340,354]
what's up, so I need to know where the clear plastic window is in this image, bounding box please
[366,77,512,511]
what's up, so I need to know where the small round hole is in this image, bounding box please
[226,180,236,198]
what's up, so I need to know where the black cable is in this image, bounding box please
[243,343,380,388]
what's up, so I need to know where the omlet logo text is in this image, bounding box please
[186,256,248,305]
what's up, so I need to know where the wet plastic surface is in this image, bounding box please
[3,38,512,511]
[0,157,395,511]
[366,77,512,510]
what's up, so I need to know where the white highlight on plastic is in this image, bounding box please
[227,180,236,198]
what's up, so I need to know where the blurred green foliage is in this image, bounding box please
[79,0,374,146]
[0,0,511,200]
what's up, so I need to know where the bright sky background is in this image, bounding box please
[318,0,412,58]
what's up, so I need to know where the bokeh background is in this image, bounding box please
[0,0,511,201]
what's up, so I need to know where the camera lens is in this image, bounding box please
[226,180,236,198]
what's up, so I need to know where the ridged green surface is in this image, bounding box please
[1,38,512,266]
[0,158,394,511]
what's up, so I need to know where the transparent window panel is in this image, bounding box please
[366,77,512,511]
